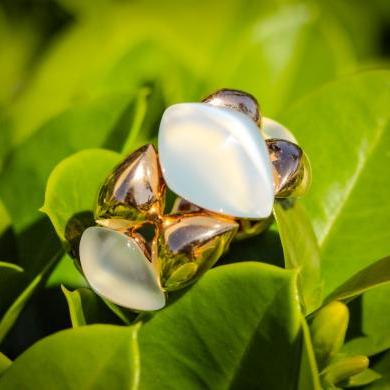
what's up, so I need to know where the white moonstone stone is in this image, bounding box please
[80,226,165,311]
[158,103,274,219]
[261,117,298,143]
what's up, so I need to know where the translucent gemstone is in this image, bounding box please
[79,226,165,311]
[261,117,297,143]
[158,103,274,219]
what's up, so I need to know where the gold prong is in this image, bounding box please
[202,88,261,124]
[235,217,273,241]
[95,144,166,222]
[266,139,311,198]
[171,197,202,214]
[158,213,238,291]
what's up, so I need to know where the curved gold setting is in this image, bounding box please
[266,139,311,198]
[82,89,311,309]
[95,144,165,224]
[158,213,238,291]
[171,197,202,214]
[202,88,260,124]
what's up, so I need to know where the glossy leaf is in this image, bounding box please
[273,200,322,314]
[321,356,369,387]
[42,149,121,241]
[45,254,87,289]
[61,286,122,327]
[344,369,381,388]
[366,351,390,389]
[341,282,390,357]
[325,256,390,303]
[282,70,390,295]
[139,262,302,389]
[0,352,11,376]
[0,95,131,234]
[0,252,61,343]
[0,262,25,313]
[310,301,349,370]
[298,315,322,390]
[220,2,356,116]
[0,325,141,389]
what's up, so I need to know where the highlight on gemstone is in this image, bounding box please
[80,226,165,311]
[158,103,274,219]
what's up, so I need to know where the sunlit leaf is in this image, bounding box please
[298,315,322,390]
[344,368,381,388]
[139,262,302,389]
[310,301,349,370]
[274,201,322,313]
[42,149,121,242]
[282,70,390,295]
[0,325,141,389]
[325,256,390,303]
[61,286,122,327]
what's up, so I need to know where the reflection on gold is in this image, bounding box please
[202,88,260,124]
[266,139,311,198]
[235,217,273,241]
[86,90,312,305]
[171,197,202,213]
[95,144,166,223]
[158,213,238,291]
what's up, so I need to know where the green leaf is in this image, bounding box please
[322,355,369,387]
[282,70,390,295]
[325,256,390,303]
[222,2,356,117]
[0,352,11,376]
[0,200,17,261]
[0,251,61,343]
[139,262,302,389]
[0,262,25,313]
[61,286,122,327]
[355,283,390,355]
[42,149,121,242]
[298,315,322,390]
[0,324,141,389]
[121,87,151,155]
[0,8,42,108]
[343,369,381,388]
[342,337,386,358]
[45,254,87,289]
[0,94,131,234]
[310,301,349,370]
[366,351,390,389]
[342,281,390,357]
[273,200,322,314]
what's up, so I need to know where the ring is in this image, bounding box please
[79,89,311,311]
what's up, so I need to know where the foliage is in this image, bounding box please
[0,0,389,388]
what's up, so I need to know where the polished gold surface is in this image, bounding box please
[202,88,260,123]
[95,144,166,222]
[235,217,273,241]
[266,139,311,198]
[87,89,313,306]
[171,197,202,214]
[158,213,238,291]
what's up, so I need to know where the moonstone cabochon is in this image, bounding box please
[158,103,274,219]
[80,226,165,311]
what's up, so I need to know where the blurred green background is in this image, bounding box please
[0,0,389,360]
